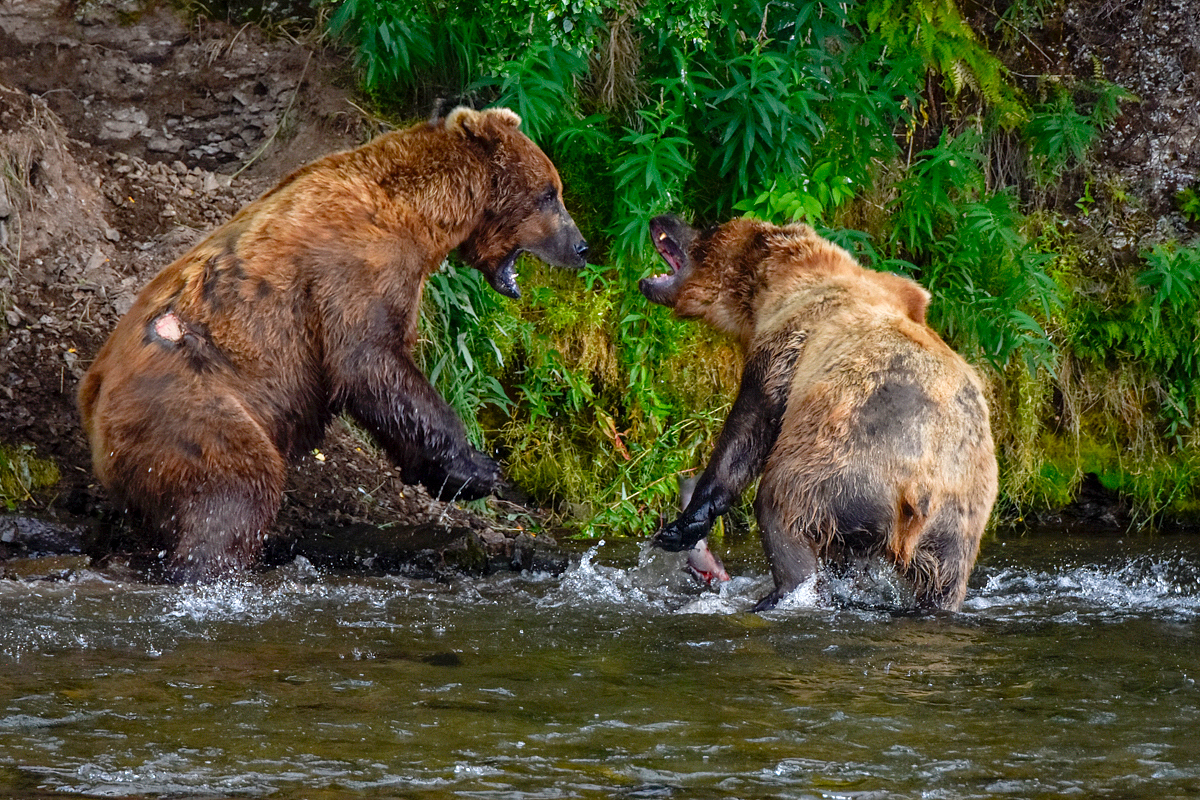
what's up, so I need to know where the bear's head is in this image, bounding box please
[448,107,588,299]
[642,214,930,344]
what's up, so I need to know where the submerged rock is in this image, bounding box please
[0,511,568,583]
[2,554,91,581]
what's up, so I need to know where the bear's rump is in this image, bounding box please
[759,343,983,560]
[91,352,283,503]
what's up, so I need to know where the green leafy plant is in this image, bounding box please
[1024,79,1135,185]
[863,0,1026,125]
[417,261,515,447]
[1177,186,1200,223]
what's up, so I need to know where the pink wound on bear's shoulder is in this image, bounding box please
[154,312,184,342]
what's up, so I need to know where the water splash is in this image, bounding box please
[536,538,1200,621]
[541,540,799,615]
[541,540,661,611]
[967,551,1200,620]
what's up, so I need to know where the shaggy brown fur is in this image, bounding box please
[643,215,997,611]
[78,107,588,582]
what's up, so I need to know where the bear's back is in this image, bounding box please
[766,272,993,493]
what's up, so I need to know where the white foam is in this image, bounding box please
[965,554,1200,620]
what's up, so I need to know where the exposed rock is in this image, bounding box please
[0,514,89,555]
[276,522,494,577]
[1056,0,1200,217]
[108,515,568,580]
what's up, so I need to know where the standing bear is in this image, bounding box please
[79,107,588,582]
[642,215,997,611]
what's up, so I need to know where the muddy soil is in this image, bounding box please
[0,0,556,578]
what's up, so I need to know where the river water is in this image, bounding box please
[1,529,1198,799]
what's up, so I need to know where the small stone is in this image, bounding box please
[100,119,144,142]
[85,246,108,272]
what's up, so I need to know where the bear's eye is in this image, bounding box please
[538,186,557,208]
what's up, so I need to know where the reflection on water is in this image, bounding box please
[1,531,1198,799]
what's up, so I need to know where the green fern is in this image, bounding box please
[1024,79,1135,185]
[861,0,1026,125]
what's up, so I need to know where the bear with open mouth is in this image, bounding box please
[641,215,997,611]
[78,107,588,582]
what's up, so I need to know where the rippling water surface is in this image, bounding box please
[1,530,1198,799]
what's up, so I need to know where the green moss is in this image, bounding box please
[0,444,61,510]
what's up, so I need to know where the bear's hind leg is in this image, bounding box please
[753,484,820,611]
[752,530,820,611]
[166,478,282,583]
[101,388,288,583]
[903,503,983,611]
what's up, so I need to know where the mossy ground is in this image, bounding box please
[0,444,60,511]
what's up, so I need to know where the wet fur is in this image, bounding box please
[78,107,587,582]
[645,216,997,611]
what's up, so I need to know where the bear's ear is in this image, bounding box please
[445,106,522,143]
[479,107,522,129]
[871,270,930,324]
[899,281,931,324]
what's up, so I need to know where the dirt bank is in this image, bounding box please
[0,0,559,579]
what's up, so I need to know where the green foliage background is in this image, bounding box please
[325,0,1200,534]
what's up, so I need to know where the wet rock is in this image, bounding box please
[277,522,488,577]
[0,514,89,554]
[274,522,567,578]
[1064,472,1131,531]
[511,532,568,574]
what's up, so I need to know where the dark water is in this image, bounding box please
[1,530,1198,799]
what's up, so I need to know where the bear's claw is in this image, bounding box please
[652,516,708,552]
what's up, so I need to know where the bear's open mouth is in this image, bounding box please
[486,248,523,299]
[646,217,683,287]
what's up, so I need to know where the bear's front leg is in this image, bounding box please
[653,386,776,551]
[654,336,801,552]
[333,344,502,502]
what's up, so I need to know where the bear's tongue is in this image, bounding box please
[650,226,683,280]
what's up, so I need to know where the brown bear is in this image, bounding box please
[78,106,588,582]
[642,215,997,611]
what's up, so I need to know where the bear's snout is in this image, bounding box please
[525,211,589,271]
